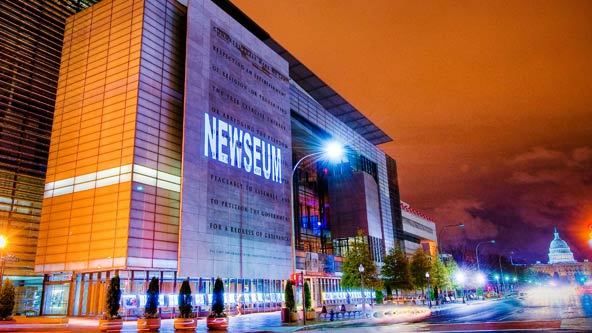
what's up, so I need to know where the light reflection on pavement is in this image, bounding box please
[1,289,591,332]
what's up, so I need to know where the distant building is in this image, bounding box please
[399,201,438,257]
[531,227,591,282]
[548,227,576,264]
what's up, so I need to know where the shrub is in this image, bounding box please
[0,280,15,320]
[105,275,121,319]
[284,280,295,312]
[210,277,225,317]
[178,279,193,318]
[375,290,384,304]
[144,277,159,318]
[304,281,312,311]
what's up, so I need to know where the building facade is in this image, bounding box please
[399,201,438,257]
[1,0,406,316]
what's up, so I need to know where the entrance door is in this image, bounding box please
[43,283,70,315]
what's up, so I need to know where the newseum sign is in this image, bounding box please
[179,0,292,279]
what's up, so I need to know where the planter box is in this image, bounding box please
[289,312,298,322]
[98,318,123,332]
[174,317,197,331]
[305,310,316,321]
[12,316,68,324]
[206,316,228,330]
[137,317,161,331]
[280,308,290,323]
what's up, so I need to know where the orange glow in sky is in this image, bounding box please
[232,0,592,261]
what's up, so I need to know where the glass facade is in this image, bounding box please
[36,0,145,273]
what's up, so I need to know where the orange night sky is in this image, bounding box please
[232,0,592,262]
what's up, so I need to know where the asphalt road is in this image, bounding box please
[303,293,592,332]
[427,297,564,323]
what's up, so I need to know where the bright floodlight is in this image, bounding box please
[494,274,500,280]
[0,235,6,249]
[425,272,430,278]
[455,271,466,284]
[475,272,486,286]
[324,141,344,161]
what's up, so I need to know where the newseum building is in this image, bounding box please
[34,0,404,316]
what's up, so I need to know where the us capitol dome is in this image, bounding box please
[548,227,576,264]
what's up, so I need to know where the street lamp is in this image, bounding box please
[359,264,365,316]
[455,270,466,303]
[437,223,464,254]
[494,274,500,296]
[475,240,495,271]
[425,272,432,308]
[475,272,486,299]
[290,141,344,273]
[0,235,7,285]
[475,272,486,286]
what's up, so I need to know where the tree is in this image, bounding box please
[341,233,381,290]
[178,278,193,318]
[429,256,448,300]
[284,280,295,312]
[0,280,15,320]
[211,277,225,317]
[410,248,432,293]
[105,275,121,319]
[144,277,159,318]
[382,246,413,296]
[444,258,460,290]
[304,281,312,311]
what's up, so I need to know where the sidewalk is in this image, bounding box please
[0,306,433,333]
[560,316,592,330]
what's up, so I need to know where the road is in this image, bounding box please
[303,292,592,332]
[1,291,591,332]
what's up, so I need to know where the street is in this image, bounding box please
[302,292,592,332]
[2,292,590,332]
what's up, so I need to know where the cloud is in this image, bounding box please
[508,170,564,184]
[505,146,592,255]
[508,147,566,166]
[433,199,499,244]
[572,147,592,163]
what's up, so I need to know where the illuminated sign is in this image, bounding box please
[203,113,282,183]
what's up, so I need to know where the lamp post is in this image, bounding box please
[0,235,7,285]
[494,274,500,297]
[455,270,466,304]
[475,272,486,300]
[498,255,504,294]
[475,240,495,272]
[290,142,344,274]
[437,223,464,254]
[425,272,432,308]
[359,264,365,316]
